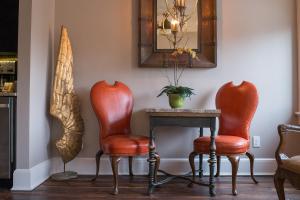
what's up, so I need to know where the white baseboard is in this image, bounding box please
[11,156,276,191]
[51,156,277,176]
[11,159,52,191]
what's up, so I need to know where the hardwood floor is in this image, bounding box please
[0,176,299,199]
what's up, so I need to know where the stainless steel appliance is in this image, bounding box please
[0,96,15,187]
[0,57,16,188]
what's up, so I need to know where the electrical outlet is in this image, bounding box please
[252,136,261,148]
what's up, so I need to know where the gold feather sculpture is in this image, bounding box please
[50,27,84,170]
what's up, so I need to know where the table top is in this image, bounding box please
[145,108,221,117]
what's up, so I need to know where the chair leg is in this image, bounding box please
[189,152,198,184]
[198,154,203,178]
[246,152,258,184]
[215,155,221,177]
[110,156,121,195]
[92,150,103,181]
[274,169,285,200]
[228,155,240,196]
[128,156,133,176]
[154,153,160,183]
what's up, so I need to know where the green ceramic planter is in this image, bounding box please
[168,94,185,108]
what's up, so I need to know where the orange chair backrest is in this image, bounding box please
[90,81,133,142]
[216,81,258,140]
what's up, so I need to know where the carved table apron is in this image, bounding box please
[145,108,221,197]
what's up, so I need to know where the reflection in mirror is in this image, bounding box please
[156,0,198,50]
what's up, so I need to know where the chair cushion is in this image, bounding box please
[282,156,300,174]
[194,135,249,155]
[102,135,149,156]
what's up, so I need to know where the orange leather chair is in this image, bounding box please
[90,81,159,195]
[189,81,259,195]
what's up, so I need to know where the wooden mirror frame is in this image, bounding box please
[138,0,217,68]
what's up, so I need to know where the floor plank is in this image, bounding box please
[0,176,299,200]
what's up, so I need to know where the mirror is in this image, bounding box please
[156,0,199,50]
[139,0,217,68]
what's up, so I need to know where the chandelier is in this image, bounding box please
[164,0,198,31]
[158,0,198,49]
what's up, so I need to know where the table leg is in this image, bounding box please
[148,127,156,195]
[198,128,203,178]
[209,124,216,196]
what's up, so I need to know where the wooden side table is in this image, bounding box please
[145,108,221,196]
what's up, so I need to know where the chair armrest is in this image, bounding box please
[276,124,300,165]
[279,124,300,133]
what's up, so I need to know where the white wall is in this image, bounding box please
[53,0,296,161]
[13,0,55,190]
[29,0,55,168]
[16,0,32,170]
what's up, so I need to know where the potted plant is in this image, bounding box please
[157,48,198,108]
